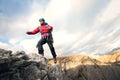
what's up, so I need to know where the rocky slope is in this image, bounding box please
[1,48,120,80]
[0,48,63,80]
[97,49,120,63]
[48,49,120,80]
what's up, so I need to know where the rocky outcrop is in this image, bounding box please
[62,56,120,80]
[0,48,63,80]
[1,48,120,80]
[48,50,120,80]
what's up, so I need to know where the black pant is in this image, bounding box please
[37,36,57,58]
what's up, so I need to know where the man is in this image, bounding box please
[26,18,57,63]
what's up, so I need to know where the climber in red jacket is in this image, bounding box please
[26,18,57,63]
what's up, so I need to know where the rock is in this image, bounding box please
[48,50,120,80]
[48,64,63,80]
[0,48,63,80]
[0,48,12,59]
[2,48,120,80]
[13,51,30,60]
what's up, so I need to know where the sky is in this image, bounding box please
[0,0,120,58]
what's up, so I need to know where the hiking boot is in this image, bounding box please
[39,53,44,56]
[54,58,57,64]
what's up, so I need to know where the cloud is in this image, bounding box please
[98,0,120,22]
[0,41,9,49]
[0,0,120,58]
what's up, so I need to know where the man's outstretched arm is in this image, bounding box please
[26,27,39,35]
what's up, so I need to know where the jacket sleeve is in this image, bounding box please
[29,27,39,34]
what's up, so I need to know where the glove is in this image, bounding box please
[26,31,32,35]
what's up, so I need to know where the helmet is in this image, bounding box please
[39,18,45,21]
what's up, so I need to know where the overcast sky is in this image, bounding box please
[0,0,120,58]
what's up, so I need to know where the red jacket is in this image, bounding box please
[29,24,53,37]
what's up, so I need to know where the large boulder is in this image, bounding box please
[0,48,63,80]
